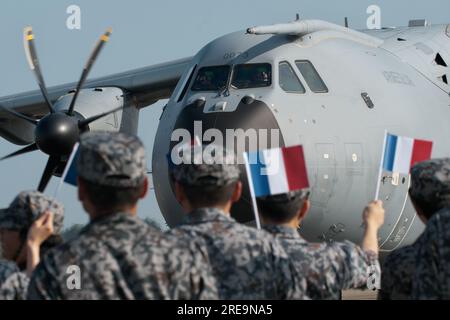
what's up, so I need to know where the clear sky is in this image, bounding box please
[1,0,449,229]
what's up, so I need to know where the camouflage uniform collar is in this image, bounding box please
[264,224,305,241]
[184,207,235,225]
[87,211,135,229]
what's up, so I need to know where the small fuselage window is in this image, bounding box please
[295,60,329,93]
[279,61,306,93]
[231,63,272,89]
[191,65,231,91]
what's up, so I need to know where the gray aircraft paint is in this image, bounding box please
[153,22,450,250]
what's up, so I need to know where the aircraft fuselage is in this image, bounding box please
[153,23,450,251]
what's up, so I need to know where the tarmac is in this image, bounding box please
[342,290,378,300]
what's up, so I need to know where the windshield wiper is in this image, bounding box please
[216,66,234,98]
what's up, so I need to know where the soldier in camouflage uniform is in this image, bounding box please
[167,145,308,300]
[413,207,450,299]
[257,190,384,300]
[27,132,218,300]
[0,191,64,300]
[411,159,450,300]
[380,158,450,300]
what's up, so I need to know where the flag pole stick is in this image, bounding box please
[375,130,388,200]
[243,152,261,230]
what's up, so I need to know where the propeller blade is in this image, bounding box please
[78,105,125,129]
[0,105,38,125]
[67,28,112,116]
[23,27,55,114]
[0,143,38,161]
[37,156,60,192]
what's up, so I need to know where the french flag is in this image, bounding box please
[62,143,80,186]
[244,145,310,198]
[382,133,433,175]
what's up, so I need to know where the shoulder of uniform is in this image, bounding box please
[427,208,450,233]
[1,271,29,287]
[241,226,284,249]
[0,261,20,283]
[37,229,109,272]
[0,260,19,271]
[238,224,274,238]
[382,246,417,278]
[388,245,416,263]
[324,240,361,256]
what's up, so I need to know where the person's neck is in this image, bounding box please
[264,219,300,230]
[190,204,230,216]
[89,205,137,221]
[284,220,300,229]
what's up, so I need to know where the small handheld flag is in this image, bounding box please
[52,143,80,200]
[381,133,433,175]
[244,145,310,229]
[375,132,433,199]
[62,143,80,186]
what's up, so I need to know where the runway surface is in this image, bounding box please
[342,290,378,300]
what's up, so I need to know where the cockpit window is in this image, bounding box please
[295,60,328,93]
[191,65,230,91]
[279,61,306,93]
[231,63,272,89]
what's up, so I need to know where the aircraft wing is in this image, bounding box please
[0,57,192,145]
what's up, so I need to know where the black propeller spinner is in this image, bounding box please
[0,27,123,192]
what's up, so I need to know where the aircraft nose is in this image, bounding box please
[170,98,285,223]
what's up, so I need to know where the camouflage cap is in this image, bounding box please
[410,158,450,208]
[78,132,147,188]
[171,145,240,187]
[0,191,64,234]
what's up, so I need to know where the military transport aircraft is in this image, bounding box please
[0,18,449,252]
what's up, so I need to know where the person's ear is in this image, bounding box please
[409,195,428,225]
[298,199,311,221]
[139,177,149,200]
[175,182,192,212]
[174,182,185,205]
[231,181,243,203]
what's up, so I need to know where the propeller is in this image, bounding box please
[0,27,121,192]
[67,28,112,116]
[0,143,38,161]
[23,27,55,114]
[0,105,38,125]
